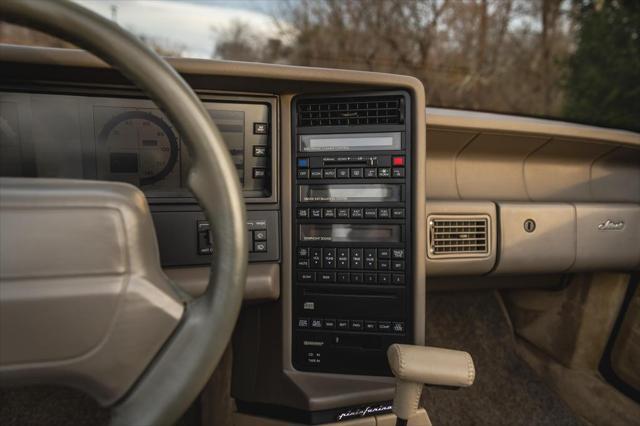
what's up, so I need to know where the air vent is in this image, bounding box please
[297,96,404,127]
[428,215,490,258]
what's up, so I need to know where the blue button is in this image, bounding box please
[298,158,309,168]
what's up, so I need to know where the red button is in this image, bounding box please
[392,156,405,167]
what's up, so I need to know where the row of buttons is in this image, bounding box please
[297,318,405,333]
[198,220,268,254]
[297,271,405,285]
[297,167,405,180]
[252,138,269,178]
[298,247,405,270]
[298,207,405,220]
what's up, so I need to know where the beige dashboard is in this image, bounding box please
[1,44,639,418]
[2,44,638,288]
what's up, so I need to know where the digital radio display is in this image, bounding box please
[299,224,402,243]
[299,184,402,203]
[299,132,401,152]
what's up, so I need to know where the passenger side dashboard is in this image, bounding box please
[424,113,640,277]
[426,200,640,276]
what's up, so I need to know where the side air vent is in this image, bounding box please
[428,215,490,258]
[297,96,404,127]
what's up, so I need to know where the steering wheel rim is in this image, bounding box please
[0,1,248,425]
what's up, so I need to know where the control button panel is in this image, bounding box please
[296,317,405,334]
[291,92,413,377]
[297,207,403,220]
[295,246,405,284]
[296,155,406,182]
[195,210,279,262]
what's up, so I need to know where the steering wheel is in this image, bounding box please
[0,0,247,425]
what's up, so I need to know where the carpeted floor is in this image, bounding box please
[0,386,110,426]
[421,290,585,426]
[0,291,587,426]
[0,385,203,426]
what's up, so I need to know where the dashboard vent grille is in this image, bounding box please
[428,216,490,258]
[297,96,404,127]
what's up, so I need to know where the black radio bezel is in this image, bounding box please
[290,90,414,376]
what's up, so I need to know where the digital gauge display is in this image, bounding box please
[0,92,269,198]
[94,107,246,190]
[96,110,179,187]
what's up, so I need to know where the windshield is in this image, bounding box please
[1,0,638,132]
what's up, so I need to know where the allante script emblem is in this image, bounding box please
[598,220,624,231]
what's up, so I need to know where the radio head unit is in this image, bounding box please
[291,92,414,376]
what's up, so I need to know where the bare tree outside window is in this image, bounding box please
[2,0,638,131]
[214,0,638,131]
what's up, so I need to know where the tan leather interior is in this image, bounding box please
[503,273,640,426]
[387,344,475,421]
[426,108,640,146]
[0,178,183,405]
[0,28,639,425]
[387,345,475,388]
[423,115,639,280]
[425,127,639,202]
[164,263,280,302]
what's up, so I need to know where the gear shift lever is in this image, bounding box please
[387,344,476,426]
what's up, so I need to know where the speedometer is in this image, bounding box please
[97,110,179,186]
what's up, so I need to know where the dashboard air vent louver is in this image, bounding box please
[297,96,404,127]
[428,215,490,258]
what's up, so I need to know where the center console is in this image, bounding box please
[1,50,429,423]
[291,92,414,376]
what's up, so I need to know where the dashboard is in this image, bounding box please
[0,55,429,419]
[0,88,417,378]
[1,45,637,425]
